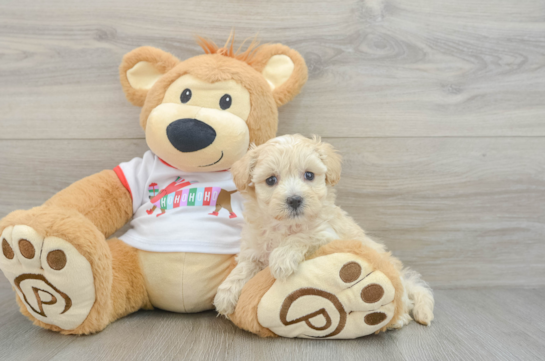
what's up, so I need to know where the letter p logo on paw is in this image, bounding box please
[279,288,347,338]
[14,274,72,317]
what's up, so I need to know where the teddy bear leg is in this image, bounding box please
[106,238,153,323]
[0,206,150,335]
[230,240,408,339]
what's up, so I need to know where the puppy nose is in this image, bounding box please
[286,196,303,210]
[166,118,216,152]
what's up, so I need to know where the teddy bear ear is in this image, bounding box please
[119,46,180,107]
[250,44,308,107]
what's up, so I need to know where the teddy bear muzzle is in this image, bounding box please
[145,103,250,171]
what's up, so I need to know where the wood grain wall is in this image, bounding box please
[1,0,544,287]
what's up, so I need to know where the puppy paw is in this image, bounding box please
[270,263,298,281]
[269,249,302,281]
[387,312,412,330]
[214,287,238,317]
[412,304,434,326]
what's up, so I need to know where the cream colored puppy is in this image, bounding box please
[214,134,434,327]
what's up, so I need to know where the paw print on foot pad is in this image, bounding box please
[0,225,95,330]
[257,253,396,339]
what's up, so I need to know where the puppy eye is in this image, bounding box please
[265,176,277,186]
[220,94,232,110]
[304,172,315,181]
[180,89,192,103]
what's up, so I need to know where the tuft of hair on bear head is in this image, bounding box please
[195,31,263,66]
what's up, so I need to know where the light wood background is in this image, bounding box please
[1,0,544,359]
[1,0,544,288]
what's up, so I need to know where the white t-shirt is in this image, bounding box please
[114,151,244,254]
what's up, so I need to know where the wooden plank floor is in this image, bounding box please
[1,277,544,361]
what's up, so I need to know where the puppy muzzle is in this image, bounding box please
[286,195,304,217]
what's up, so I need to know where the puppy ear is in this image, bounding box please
[119,46,180,107]
[250,44,308,107]
[314,136,342,186]
[231,145,259,192]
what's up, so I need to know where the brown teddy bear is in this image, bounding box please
[0,35,308,334]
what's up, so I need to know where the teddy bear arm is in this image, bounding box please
[44,170,133,238]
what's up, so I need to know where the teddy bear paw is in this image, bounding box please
[257,253,397,339]
[0,225,95,330]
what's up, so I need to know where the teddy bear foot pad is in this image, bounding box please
[0,225,95,330]
[257,253,396,339]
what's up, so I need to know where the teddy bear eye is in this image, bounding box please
[266,176,277,186]
[305,172,315,181]
[220,94,232,110]
[180,88,192,103]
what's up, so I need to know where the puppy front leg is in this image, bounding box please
[214,257,261,317]
[269,239,309,281]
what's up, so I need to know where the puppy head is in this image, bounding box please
[232,134,342,222]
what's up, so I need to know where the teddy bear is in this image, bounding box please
[0,35,308,335]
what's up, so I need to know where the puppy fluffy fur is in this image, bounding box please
[214,134,434,327]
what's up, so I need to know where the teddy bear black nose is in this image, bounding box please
[286,196,303,210]
[166,118,216,152]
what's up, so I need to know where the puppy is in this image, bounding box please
[214,134,434,327]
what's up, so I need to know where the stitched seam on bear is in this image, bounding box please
[180,252,187,312]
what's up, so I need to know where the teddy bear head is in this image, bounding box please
[119,36,308,172]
